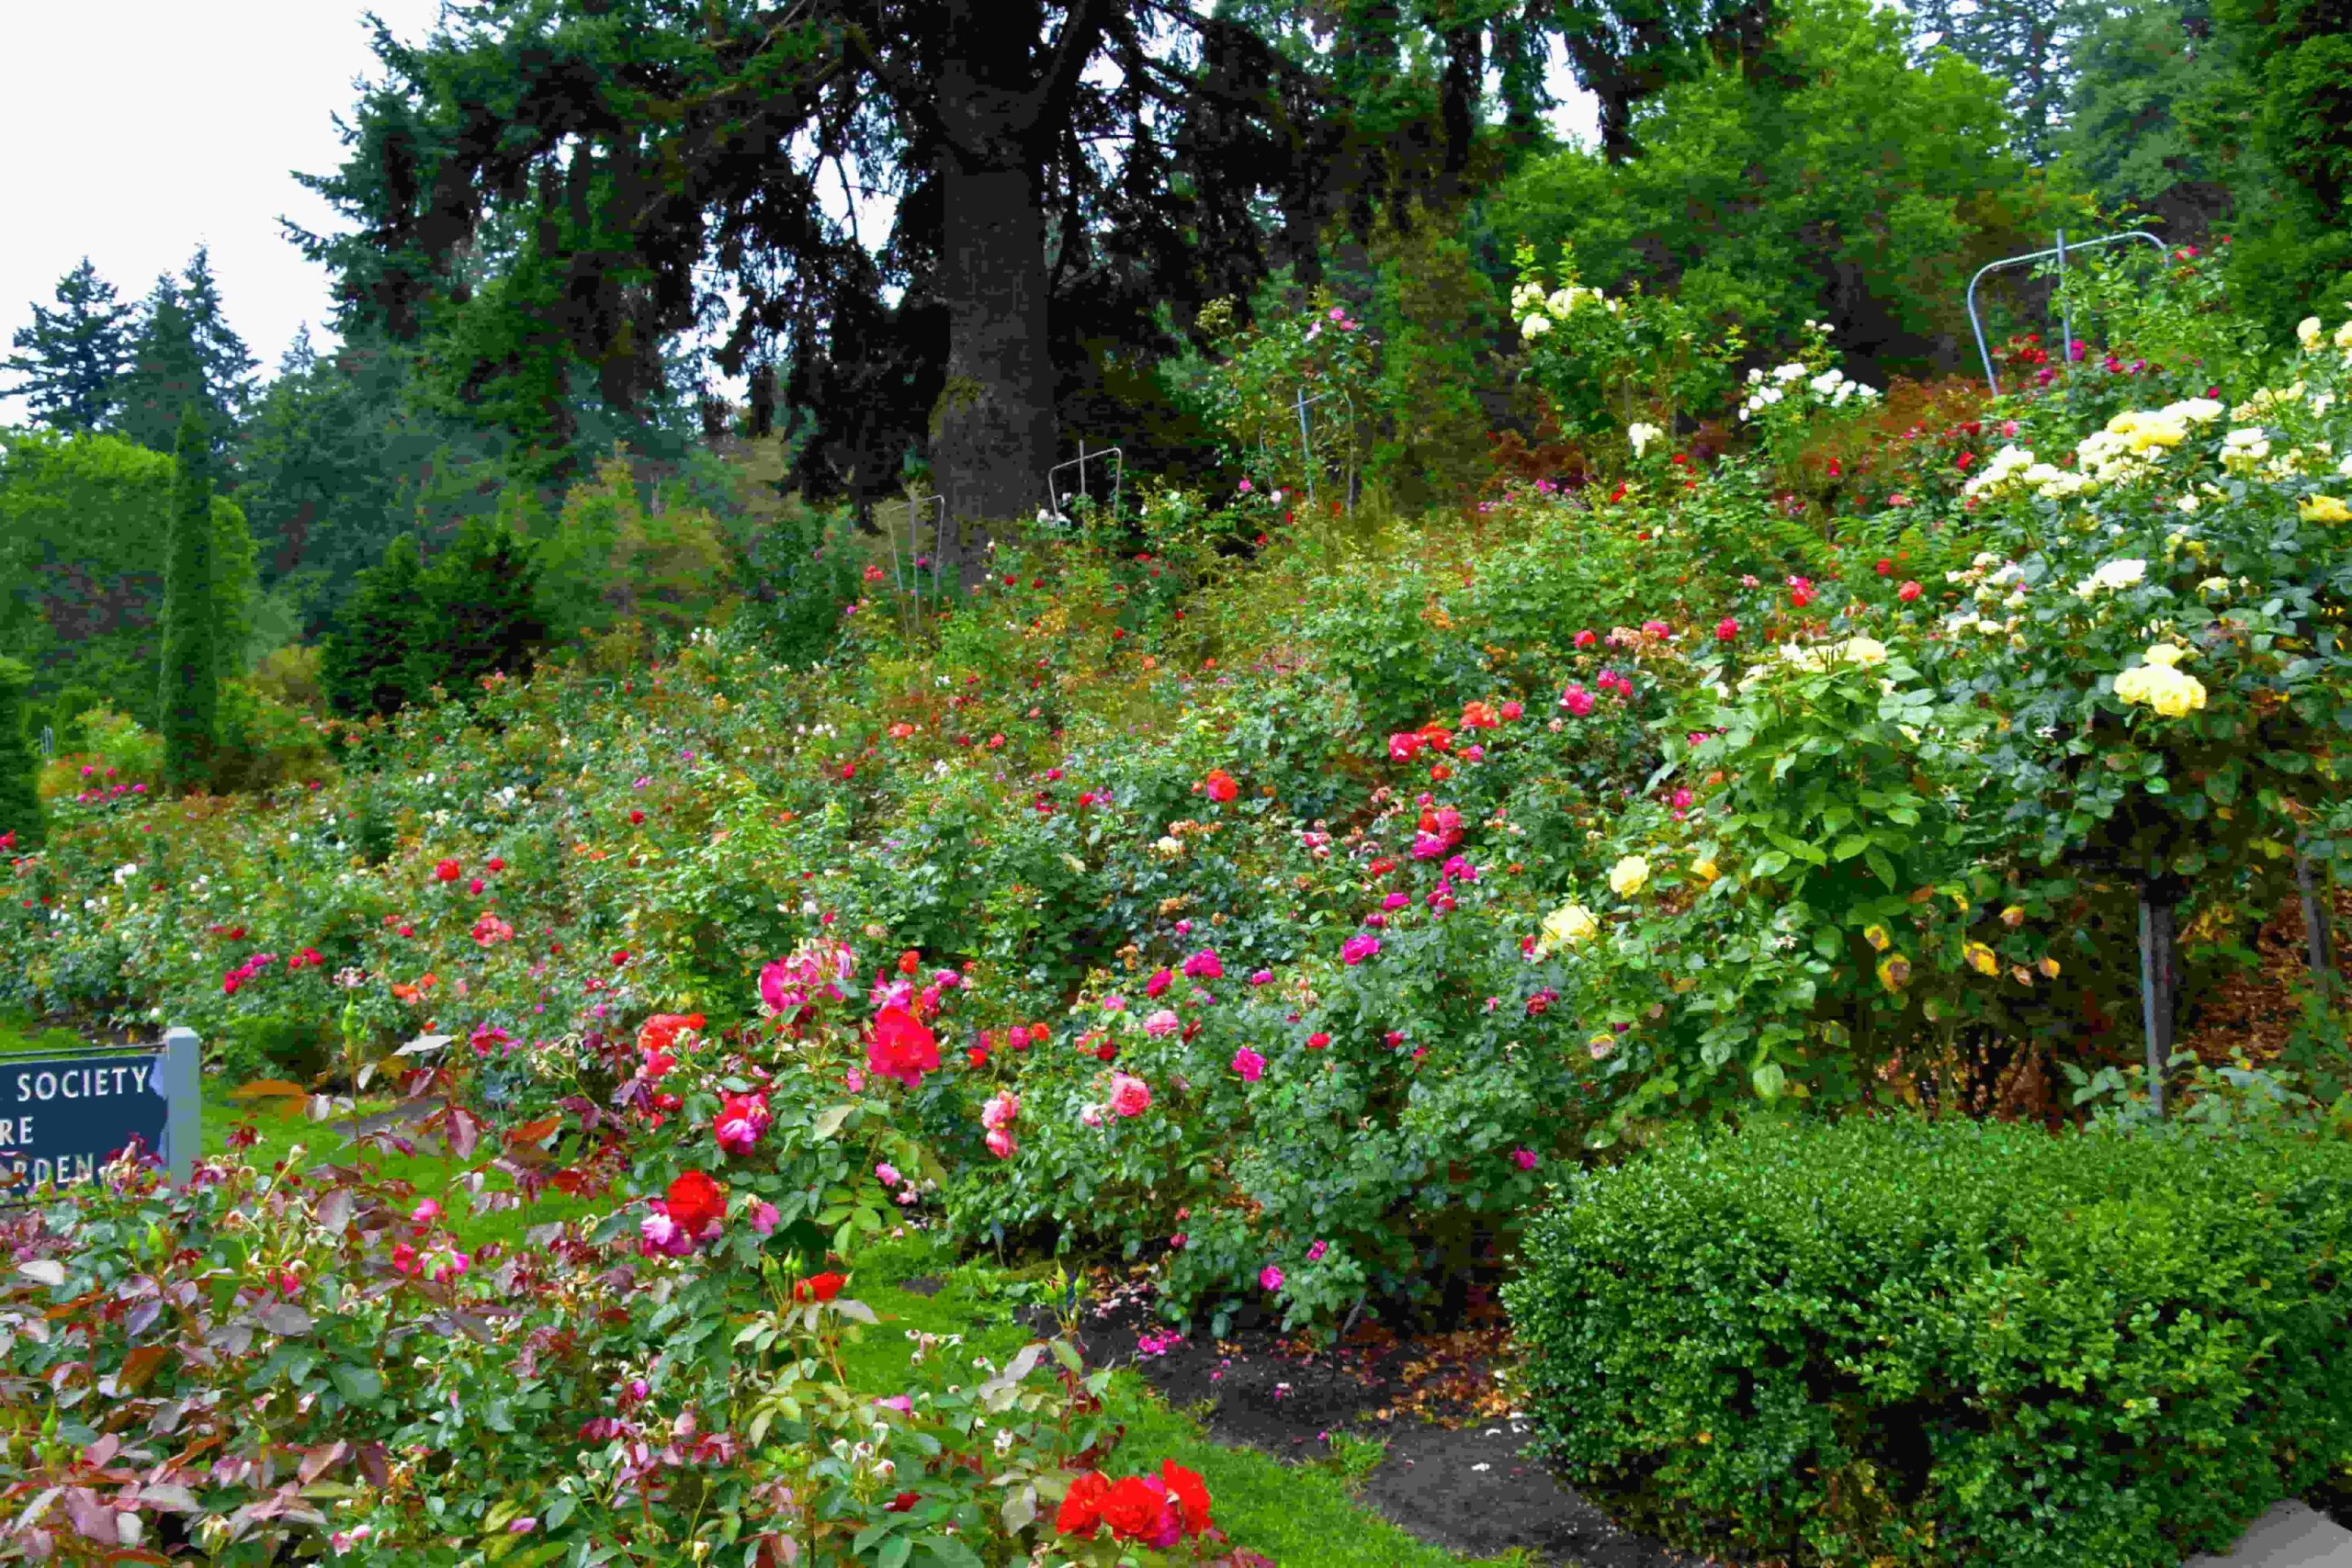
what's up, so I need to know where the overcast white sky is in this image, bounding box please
[0,3,1600,425]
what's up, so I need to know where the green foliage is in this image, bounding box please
[0,657,43,852]
[1509,243,1749,452]
[1506,1116,2352,1566]
[0,425,256,721]
[158,407,221,794]
[413,517,550,698]
[729,499,862,669]
[2059,0,2247,237]
[1493,0,2082,372]
[2210,0,2352,331]
[534,451,739,647]
[319,535,428,721]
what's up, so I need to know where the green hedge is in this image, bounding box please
[1504,1117,2352,1567]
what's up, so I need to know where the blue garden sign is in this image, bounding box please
[1,1027,199,1194]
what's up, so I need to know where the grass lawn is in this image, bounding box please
[207,1082,1513,1568]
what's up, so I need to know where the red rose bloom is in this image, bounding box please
[664,1171,724,1236]
[1100,1475,1181,1547]
[792,1270,848,1303]
[866,1005,941,1088]
[1160,1461,1212,1536]
[1057,1471,1113,1537]
[434,858,461,883]
[1203,768,1238,803]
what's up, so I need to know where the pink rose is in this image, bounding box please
[1232,1047,1265,1082]
[1143,1009,1181,1037]
[1259,1265,1284,1292]
[1108,1073,1153,1118]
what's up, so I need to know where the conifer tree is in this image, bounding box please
[0,658,43,854]
[319,534,426,719]
[2,258,137,433]
[158,407,220,794]
[117,252,254,459]
[413,519,548,698]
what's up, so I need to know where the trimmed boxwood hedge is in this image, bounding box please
[1504,1116,2352,1567]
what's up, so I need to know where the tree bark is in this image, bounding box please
[927,0,1066,590]
[933,158,1055,586]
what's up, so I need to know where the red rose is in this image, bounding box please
[665,1170,724,1236]
[898,949,921,975]
[1057,1471,1112,1537]
[792,1270,847,1303]
[866,1005,941,1088]
[1160,1461,1212,1536]
[1306,1032,1329,1050]
[1100,1475,1179,1546]
[486,857,505,872]
[1203,768,1238,803]
[434,858,461,883]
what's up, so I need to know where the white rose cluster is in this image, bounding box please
[1736,361,1878,422]
[1512,277,1619,341]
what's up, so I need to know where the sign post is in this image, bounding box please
[1,1029,200,1195]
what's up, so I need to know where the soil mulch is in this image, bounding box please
[989,1271,1717,1568]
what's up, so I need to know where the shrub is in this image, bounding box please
[0,657,41,852]
[1505,1116,2352,1567]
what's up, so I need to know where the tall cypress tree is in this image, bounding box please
[158,406,220,794]
[0,658,43,854]
[1,258,137,433]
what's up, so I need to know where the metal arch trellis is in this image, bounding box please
[1965,229,2168,396]
[1047,439,1125,523]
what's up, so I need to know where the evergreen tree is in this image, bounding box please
[0,658,43,854]
[1909,0,2089,162]
[176,247,257,426]
[1,258,137,433]
[116,252,253,459]
[412,518,548,698]
[157,407,220,793]
[319,534,426,719]
[117,281,209,455]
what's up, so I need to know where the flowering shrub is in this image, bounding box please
[0,1134,1259,1564]
[5,251,2350,1337]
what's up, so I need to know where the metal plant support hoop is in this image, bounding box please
[1259,387,1359,516]
[1965,229,2167,395]
[1047,440,1125,522]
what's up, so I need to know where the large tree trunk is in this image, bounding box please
[933,158,1055,586]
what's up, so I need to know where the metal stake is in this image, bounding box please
[2298,850,2336,996]
[2137,886,2176,1119]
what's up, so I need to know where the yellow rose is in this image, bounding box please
[1836,636,1888,667]
[1538,902,1600,953]
[2143,642,2188,668]
[1608,854,1651,898]
[2299,316,2324,351]
[1690,855,1719,883]
[2301,494,2351,524]
[2146,668,2207,718]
